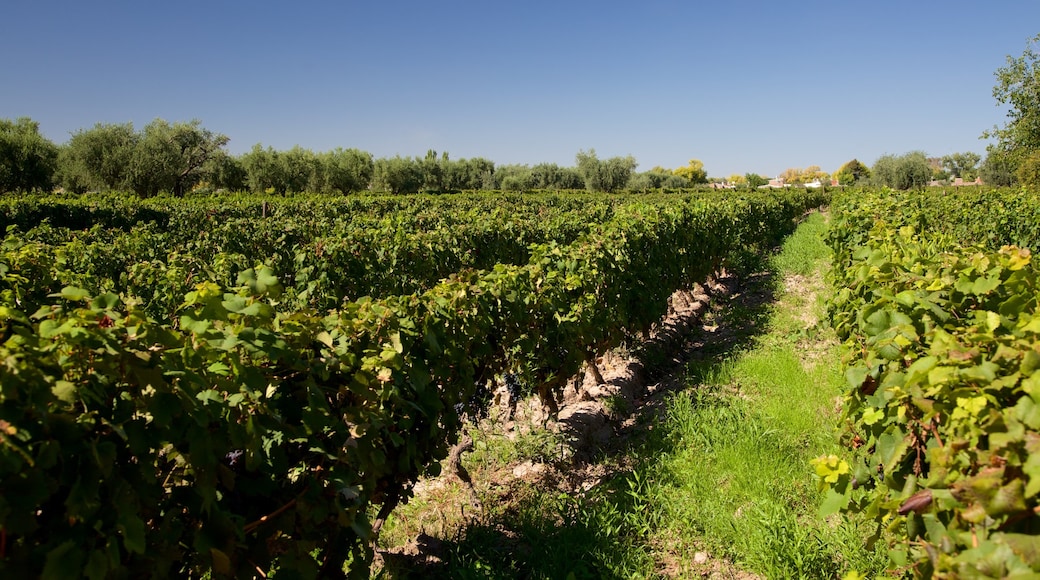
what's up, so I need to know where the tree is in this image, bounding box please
[57,122,138,193]
[204,150,247,191]
[1017,150,1040,186]
[745,173,768,188]
[980,144,1017,186]
[0,117,59,193]
[372,156,423,194]
[317,148,373,194]
[777,165,828,185]
[279,146,318,194]
[127,119,229,197]
[241,144,286,193]
[672,159,708,184]
[871,151,931,190]
[983,34,1040,171]
[419,149,445,193]
[833,159,871,186]
[778,167,802,184]
[940,152,981,180]
[575,149,637,192]
[443,157,496,191]
[492,164,533,191]
[56,119,228,196]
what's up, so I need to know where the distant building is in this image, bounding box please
[927,177,983,187]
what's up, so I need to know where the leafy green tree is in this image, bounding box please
[126,119,229,197]
[419,149,446,193]
[833,159,871,185]
[627,168,689,192]
[983,34,1040,170]
[745,173,768,188]
[1016,150,1040,185]
[980,144,1018,186]
[0,117,59,193]
[575,149,637,192]
[530,162,585,190]
[317,148,373,194]
[940,152,981,180]
[241,144,286,193]
[204,150,247,191]
[373,156,423,194]
[57,122,138,193]
[280,146,318,194]
[871,151,931,190]
[493,164,533,191]
[451,157,497,190]
[672,159,708,184]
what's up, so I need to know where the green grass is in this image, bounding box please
[606,212,886,578]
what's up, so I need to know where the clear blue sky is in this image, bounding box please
[3,1,1038,178]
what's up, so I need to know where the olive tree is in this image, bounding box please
[940,152,981,180]
[127,119,229,197]
[241,144,286,193]
[57,122,138,193]
[575,149,637,193]
[0,117,59,193]
[871,151,931,190]
[316,148,373,194]
[373,156,423,194]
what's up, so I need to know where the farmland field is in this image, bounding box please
[0,188,825,578]
[4,186,1040,578]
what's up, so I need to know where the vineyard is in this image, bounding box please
[4,186,1040,578]
[0,189,824,578]
[822,187,1040,578]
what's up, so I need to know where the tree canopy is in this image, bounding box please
[672,159,708,184]
[940,152,981,180]
[0,117,59,193]
[871,151,931,190]
[575,149,638,193]
[984,34,1040,170]
[833,159,871,186]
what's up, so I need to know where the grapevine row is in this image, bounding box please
[820,188,1040,578]
[0,190,823,577]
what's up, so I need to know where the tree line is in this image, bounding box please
[0,118,711,196]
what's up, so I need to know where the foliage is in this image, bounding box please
[127,119,230,197]
[56,120,228,197]
[981,144,1019,187]
[203,150,247,192]
[745,173,769,188]
[626,168,689,192]
[983,34,1040,171]
[834,159,871,186]
[57,122,138,194]
[372,155,423,195]
[1017,151,1040,186]
[871,151,932,190]
[575,149,638,193]
[821,188,1040,578]
[0,118,59,194]
[0,189,826,577]
[941,152,982,181]
[672,159,708,184]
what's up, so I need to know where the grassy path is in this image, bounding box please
[611,212,886,578]
[377,213,886,579]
